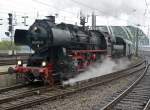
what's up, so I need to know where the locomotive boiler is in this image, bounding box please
[8,16,132,85]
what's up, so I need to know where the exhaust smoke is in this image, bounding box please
[63,57,130,85]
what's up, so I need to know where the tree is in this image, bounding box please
[0,40,20,50]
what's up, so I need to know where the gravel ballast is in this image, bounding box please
[23,68,144,110]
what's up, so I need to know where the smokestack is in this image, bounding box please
[92,12,96,30]
[46,15,55,23]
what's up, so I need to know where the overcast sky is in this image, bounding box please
[0,0,150,39]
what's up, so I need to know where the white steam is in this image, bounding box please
[63,57,130,85]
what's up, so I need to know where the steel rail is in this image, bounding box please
[0,84,28,93]
[143,99,150,110]
[0,86,53,104]
[100,64,150,110]
[0,59,28,66]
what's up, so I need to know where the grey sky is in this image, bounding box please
[0,0,150,39]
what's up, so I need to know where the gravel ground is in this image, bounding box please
[23,68,144,110]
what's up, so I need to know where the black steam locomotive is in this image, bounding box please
[9,16,133,85]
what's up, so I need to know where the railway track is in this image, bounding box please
[0,85,53,104]
[0,58,28,66]
[0,60,146,110]
[0,84,28,93]
[101,64,150,110]
[0,53,30,66]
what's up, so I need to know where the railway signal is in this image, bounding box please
[0,19,3,25]
[7,13,14,55]
[22,16,28,26]
[8,13,13,25]
[80,16,86,26]
[8,13,13,33]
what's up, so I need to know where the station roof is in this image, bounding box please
[95,26,149,45]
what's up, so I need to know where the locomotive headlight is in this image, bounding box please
[42,61,46,67]
[17,60,22,66]
[33,26,37,31]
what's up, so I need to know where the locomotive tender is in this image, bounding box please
[8,16,133,85]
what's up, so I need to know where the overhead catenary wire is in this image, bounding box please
[70,0,149,27]
[144,0,150,37]
[32,0,77,16]
[0,11,79,29]
[144,0,150,15]
[0,0,80,23]
[0,0,149,30]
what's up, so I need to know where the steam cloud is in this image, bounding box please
[63,57,131,85]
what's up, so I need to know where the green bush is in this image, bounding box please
[0,40,20,50]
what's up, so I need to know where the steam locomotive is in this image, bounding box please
[8,16,133,85]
